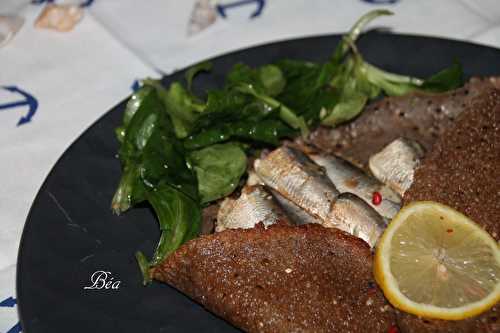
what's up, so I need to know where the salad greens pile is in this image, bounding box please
[111,10,463,284]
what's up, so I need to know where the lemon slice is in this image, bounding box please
[374,201,500,320]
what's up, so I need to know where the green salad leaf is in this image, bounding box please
[226,63,285,96]
[185,61,213,92]
[112,10,465,284]
[136,183,202,283]
[189,143,247,204]
[115,85,153,143]
[184,118,295,150]
[420,62,464,92]
[112,87,162,213]
[112,85,202,284]
[225,63,307,134]
[259,64,286,96]
[185,90,295,149]
[144,80,203,139]
[274,60,337,126]
[319,10,463,126]
[332,9,394,62]
[235,83,308,136]
[146,184,201,265]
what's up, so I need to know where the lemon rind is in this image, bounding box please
[375,201,500,320]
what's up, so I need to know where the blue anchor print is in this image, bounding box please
[0,297,21,333]
[361,0,399,4]
[0,86,39,126]
[131,80,141,93]
[216,0,266,19]
[7,322,21,333]
[31,0,94,8]
[0,296,16,307]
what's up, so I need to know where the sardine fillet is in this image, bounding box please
[152,224,395,333]
[254,147,339,221]
[216,186,290,232]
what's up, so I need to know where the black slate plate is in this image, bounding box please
[17,33,500,332]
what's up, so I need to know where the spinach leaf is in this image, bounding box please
[235,83,308,135]
[226,63,306,134]
[320,10,463,125]
[331,9,394,64]
[115,85,198,203]
[136,182,202,284]
[227,63,286,97]
[276,60,338,125]
[190,88,252,131]
[139,117,199,202]
[189,143,247,203]
[185,61,212,92]
[321,57,376,126]
[135,251,152,285]
[112,84,201,280]
[358,58,463,97]
[184,118,295,150]
[275,11,392,127]
[144,79,204,139]
[258,65,286,96]
[146,184,201,266]
[186,93,295,149]
[112,87,163,213]
[115,85,153,143]
[420,62,463,92]
[226,63,258,87]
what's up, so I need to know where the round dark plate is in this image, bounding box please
[17,33,500,332]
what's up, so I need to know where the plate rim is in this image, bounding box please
[16,31,500,331]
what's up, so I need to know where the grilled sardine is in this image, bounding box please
[254,146,339,222]
[309,153,401,219]
[369,138,424,196]
[216,185,290,232]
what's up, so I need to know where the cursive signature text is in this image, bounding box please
[83,271,121,290]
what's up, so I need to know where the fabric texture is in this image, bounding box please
[1,1,499,331]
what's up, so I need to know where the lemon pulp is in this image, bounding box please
[375,201,500,320]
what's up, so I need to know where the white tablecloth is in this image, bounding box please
[1,1,499,331]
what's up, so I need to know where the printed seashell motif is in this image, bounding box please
[35,4,84,32]
[187,0,217,36]
[0,15,24,48]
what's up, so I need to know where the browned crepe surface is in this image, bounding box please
[152,224,396,333]
[405,89,500,240]
[398,89,500,332]
[309,77,500,169]
[170,77,500,332]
